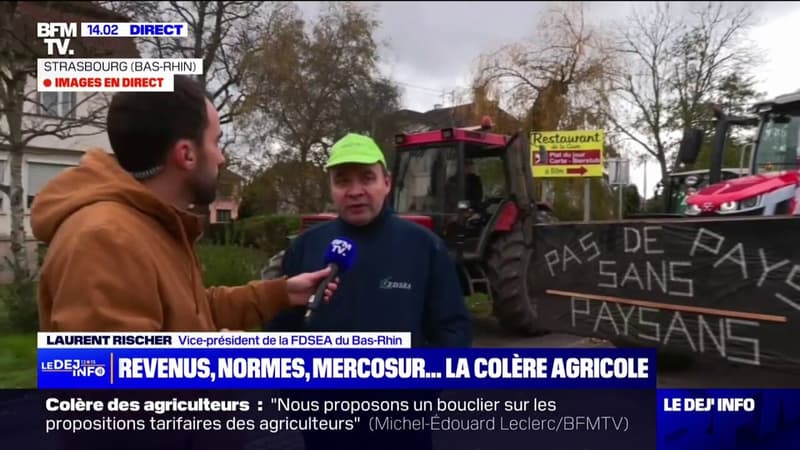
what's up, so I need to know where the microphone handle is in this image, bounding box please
[305,263,339,321]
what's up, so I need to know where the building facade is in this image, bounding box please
[0,2,138,282]
[208,167,245,223]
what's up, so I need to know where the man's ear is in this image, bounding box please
[171,139,197,170]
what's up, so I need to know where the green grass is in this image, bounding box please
[196,244,270,287]
[0,282,38,388]
[0,333,36,388]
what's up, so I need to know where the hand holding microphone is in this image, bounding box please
[304,237,357,324]
[285,267,341,307]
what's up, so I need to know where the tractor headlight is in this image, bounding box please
[686,204,701,215]
[717,195,761,214]
[740,195,760,209]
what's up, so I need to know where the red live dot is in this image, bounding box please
[43,79,51,87]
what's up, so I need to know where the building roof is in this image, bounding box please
[12,2,140,59]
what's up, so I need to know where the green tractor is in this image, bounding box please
[262,119,557,335]
[633,109,758,218]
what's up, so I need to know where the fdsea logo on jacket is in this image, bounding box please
[380,277,412,290]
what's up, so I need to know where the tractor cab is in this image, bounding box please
[751,95,800,175]
[389,118,555,332]
[391,118,525,260]
[684,91,800,216]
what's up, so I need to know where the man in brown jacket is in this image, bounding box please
[31,75,335,332]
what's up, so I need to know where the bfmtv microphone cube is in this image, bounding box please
[306,237,357,321]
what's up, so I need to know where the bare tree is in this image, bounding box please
[239,1,400,212]
[605,1,761,181]
[474,2,618,219]
[474,2,609,126]
[0,2,121,282]
[669,2,760,130]
[98,1,297,153]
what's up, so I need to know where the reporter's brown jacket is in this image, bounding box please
[31,149,289,332]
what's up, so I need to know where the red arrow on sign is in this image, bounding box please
[567,166,588,175]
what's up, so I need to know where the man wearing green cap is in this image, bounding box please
[323,132,392,226]
[267,131,471,345]
[266,132,471,450]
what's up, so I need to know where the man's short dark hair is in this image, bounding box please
[107,75,209,179]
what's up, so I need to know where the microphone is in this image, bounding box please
[305,237,357,324]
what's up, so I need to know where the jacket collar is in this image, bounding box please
[337,202,393,236]
[172,206,206,244]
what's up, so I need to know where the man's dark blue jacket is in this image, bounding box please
[266,206,472,348]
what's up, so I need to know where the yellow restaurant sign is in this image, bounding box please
[530,130,605,178]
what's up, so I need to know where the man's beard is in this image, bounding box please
[190,174,217,206]
[189,151,218,206]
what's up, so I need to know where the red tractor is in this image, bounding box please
[261,118,557,334]
[684,90,800,216]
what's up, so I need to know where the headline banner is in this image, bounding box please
[37,348,656,390]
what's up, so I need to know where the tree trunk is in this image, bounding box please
[6,68,30,281]
[9,144,29,281]
[658,154,669,185]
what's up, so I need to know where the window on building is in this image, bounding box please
[216,209,232,223]
[38,91,77,118]
[27,162,73,208]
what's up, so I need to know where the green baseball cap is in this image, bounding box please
[325,133,387,169]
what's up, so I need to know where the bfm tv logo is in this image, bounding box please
[40,359,106,377]
[331,239,353,256]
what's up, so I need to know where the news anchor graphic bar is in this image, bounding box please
[37,332,411,349]
[36,71,174,92]
[37,21,189,39]
[36,347,656,389]
[36,21,198,92]
[37,58,204,76]
[657,389,800,450]
[29,388,656,450]
[80,22,189,38]
[36,59,203,93]
[31,348,657,450]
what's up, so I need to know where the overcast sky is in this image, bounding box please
[297,1,800,199]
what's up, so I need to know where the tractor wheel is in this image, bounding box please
[260,250,285,280]
[485,209,557,336]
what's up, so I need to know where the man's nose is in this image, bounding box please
[346,183,366,197]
